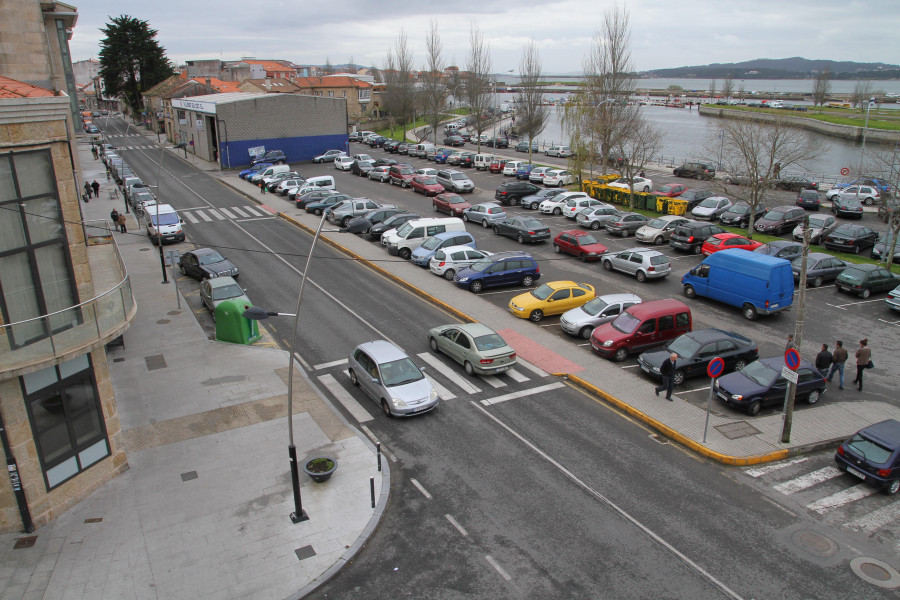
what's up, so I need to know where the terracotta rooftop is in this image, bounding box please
[0,76,56,98]
[240,60,295,73]
[189,77,242,93]
[292,76,372,89]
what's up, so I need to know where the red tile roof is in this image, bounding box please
[241,60,295,73]
[292,76,372,89]
[189,77,242,93]
[0,75,56,98]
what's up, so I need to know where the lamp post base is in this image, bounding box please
[290,510,310,524]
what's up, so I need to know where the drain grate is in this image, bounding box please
[295,545,316,561]
[14,536,37,549]
[181,471,198,482]
[144,354,167,371]
[649,433,669,444]
[715,421,761,440]
[84,518,103,524]
[113,357,125,363]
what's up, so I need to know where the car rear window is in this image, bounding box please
[650,255,669,265]
[847,434,892,464]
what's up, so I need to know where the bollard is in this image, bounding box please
[376,442,381,472]
[370,476,375,509]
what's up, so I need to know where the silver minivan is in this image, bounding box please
[348,340,439,417]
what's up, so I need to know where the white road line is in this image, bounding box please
[877,318,900,326]
[196,210,213,222]
[480,375,507,388]
[208,209,225,220]
[507,369,530,383]
[182,212,199,224]
[621,364,641,369]
[242,205,264,216]
[681,385,711,393]
[445,514,468,536]
[314,358,348,370]
[481,382,565,406]
[235,216,277,222]
[744,457,809,478]
[230,206,250,218]
[845,499,900,532]
[516,358,548,378]
[485,555,511,581]
[410,478,432,500]
[427,375,456,401]
[773,466,843,494]
[316,373,373,423]
[806,484,880,514]
[218,207,236,219]
[417,352,481,394]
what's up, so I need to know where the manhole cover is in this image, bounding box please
[791,530,837,558]
[139,248,150,252]
[861,562,891,581]
[850,557,900,588]
[156,319,170,324]
[14,536,37,549]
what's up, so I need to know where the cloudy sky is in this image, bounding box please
[69,0,898,74]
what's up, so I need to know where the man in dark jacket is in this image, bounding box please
[815,344,832,372]
[827,341,848,390]
[654,352,677,401]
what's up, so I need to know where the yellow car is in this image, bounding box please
[508,281,596,322]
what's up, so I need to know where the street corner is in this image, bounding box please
[497,328,584,374]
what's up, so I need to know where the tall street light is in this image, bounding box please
[243,213,367,524]
[860,98,877,168]
[153,142,187,283]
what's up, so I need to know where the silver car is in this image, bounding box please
[463,202,507,227]
[429,246,493,280]
[792,214,837,245]
[348,340,439,417]
[427,323,517,375]
[691,196,733,221]
[576,205,621,230]
[601,248,671,282]
[560,293,643,339]
[635,215,690,245]
[199,276,249,321]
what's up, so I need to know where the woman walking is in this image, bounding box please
[853,339,871,392]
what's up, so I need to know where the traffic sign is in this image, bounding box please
[840,167,850,176]
[784,348,800,371]
[707,357,725,378]
[781,366,799,384]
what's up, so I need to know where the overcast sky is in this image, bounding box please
[69,0,899,75]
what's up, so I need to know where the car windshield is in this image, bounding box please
[451,173,467,180]
[473,333,508,351]
[808,216,829,228]
[396,222,414,237]
[380,357,424,387]
[847,434,892,463]
[530,284,554,301]
[580,297,610,317]
[666,335,702,358]
[446,196,465,204]
[198,252,225,265]
[421,237,444,250]
[741,361,778,387]
[150,212,179,226]
[420,178,438,185]
[698,198,718,208]
[729,205,749,215]
[611,311,640,334]
[766,210,786,220]
[647,218,667,229]
[578,234,600,245]
[839,267,865,281]
[212,284,243,301]
[398,167,413,175]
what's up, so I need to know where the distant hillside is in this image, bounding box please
[643,57,900,80]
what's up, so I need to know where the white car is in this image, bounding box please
[540,191,589,216]
[313,150,346,163]
[335,156,355,171]
[502,161,526,176]
[691,196,733,221]
[429,246,494,280]
[529,166,555,184]
[607,176,653,193]
[562,197,602,219]
[825,185,881,205]
[543,169,577,187]
[415,167,439,177]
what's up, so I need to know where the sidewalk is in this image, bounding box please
[0,137,387,600]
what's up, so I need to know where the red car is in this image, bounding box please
[701,233,763,256]
[655,183,687,197]
[410,176,445,196]
[432,193,472,216]
[489,158,509,174]
[553,230,609,262]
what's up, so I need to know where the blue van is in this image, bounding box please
[410,231,477,267]
[453,251,540,293]
[680,249,793,320]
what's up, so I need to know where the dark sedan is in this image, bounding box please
[791,253,847,287]
[775,176,819,192]
[831,196,865,219]
[492,217,551,244]
[296,191,349,209]
[515,141,539,153]
[822,223,878,254]
[719,202,767,228]
[796,189,821,211]
[178,248,239,280]
[714,356,826,416]
[367,212,421,241]
[872,232,900,262]
[457,152,476,168]
[356,208,406,233]
[383,140,401,153]
[835,264,899,298]
[485,137,509,149]
[754,205,806,235]
[495,181,542,206]
[443,135,466,147]
[754,240,803,262]
[305,195,348,216]
[638,329,758,386]
[605,212,650,237]
[350,159,376,177]
[373,158,398,168]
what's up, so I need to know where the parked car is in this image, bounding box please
[831,196,865,219]
[515,140,539,153]
[831,177,894,199]
[792,214,837,244]
[486,137,509,149]
[754,205,806,234]
[410,231,477,267]
[427,323,517,376]
[509,281,596,322]
[543,169,577,187]
[463,202,507,228]
[489,158,509,174]
[368,166,392,183]
[826,185,881,206]
[796,189,821,211]
[199,276,249,321]
[775,176,819,192]
[539,191,588,215]
[432,193,472,217]
[713,356,826,416]
[723,172,757,186]
[655,183,687,197]
[327,198,386,227]
[350,159,376,177]
[791,253,847,287]
[435,169,475,193]
[678,189,715,211]
[889,286,900,312]
[313,149,346,163]
[347,340,439,417]
[602,247,671,282]
[356,208,406,234]
[383,140,402,153]
[389,164,416,187]
[521,187,565,210]
[562,197,602,219]
[835,419,900,496]
[576,205,622,230]
[701,233,763,255]
[670,222,726,254]
[673,162,715,180]
[691,196,733,221]
[456,152,476,168]
[553,230,608,262]
[410,176,445,196]
[835,264,899,298]
[179,248,238,280]
[560,293,643,340]
[529,166,555,184]
[305,194,350,216]
[822,223,878,254]
[590,299,692,362]
[635,216,690,245]
[608,176,653,193]
[501,161,526,176]
[545,145,573,158]
[753,240,803,262]
[334,156,355,171]
[396,143,412,155]
[367,212,421,241]
[373,158,398,168]
[872,231,900,262]
[443,135,466,147]
[605,212,650,237]
[638,329,759,386]
[495,181,542,206]
[453,251,541,293]
[251,150,286,165]
[719,202,767,228]
[429,246,493,280]
[515,164,535,180]
[492,216,552,244]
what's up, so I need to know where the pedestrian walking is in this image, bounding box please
[84,181,93,199]
[852,339,871,392]
[785,334,796,352]
[91,180,100,198]
[259,181,266,195]
[117,213,127,233]
[106,167,110,182]
[110,208,119,225]
[815,344,832,372]
[654,352,677,401]
[91,146,98,160]
[827,341,848,390]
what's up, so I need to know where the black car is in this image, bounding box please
[355,208,405,233]
[822,223,878,254]
[495,181,541,206]
[796,189,821,211]
[872,232,900,262]
[443,135,465,147]
[397,143,412,155]
[719,202,767,228]
[350,159,376,177]
[605,212,650,237]
[515,140,539,153]
[835,264,899,298]
[775,176,818,192]
[753,205,806,235]
[250,150,286,166]
[373,158,398,168]
[678,189,715,211]
[673,162,716,180]
[492,217,551,244]
[753,240,803,262]
[791,253,847,288]
[637,329,758,386]
[296,191,349,209]
[383,140,401,153]
[178,248,239,280]
[485,137,509,149]
[367,135,388,148]
[713,356,826,416]
[367,212,421,241]
[831,196,865,220]
[457,152,476,168]
[669,222,726,254]
[835,419,900,496]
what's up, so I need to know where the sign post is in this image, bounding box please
[703,357,725,444]
[781,348,800,443]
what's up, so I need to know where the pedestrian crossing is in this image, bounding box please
[742,456,900,535]
[180,204,274,223]
[110,145,156,151]
[312,354,556,423]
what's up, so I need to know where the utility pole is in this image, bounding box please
[782,216,811,444]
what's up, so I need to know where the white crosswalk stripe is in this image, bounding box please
[480,375,507,389]
[806,484,880,514]
[845,500,900,532]
[317,373,373,423]
[417,353,480,395]
[182,212,199,224]
[516,359,548,378]
[208,209,225,220]
[481,382,565,406]
[773,466,843,494]
[230,206,251,218]
[196,210,213,222]
[507,368,530,383]
[744,457,809,478]
[243,205,264,217]
[218,207,237,219]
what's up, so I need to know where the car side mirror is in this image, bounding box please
[420,366,426,373]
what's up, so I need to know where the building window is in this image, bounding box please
[22,354,110,490]
[327,91,334,97]
[0,150,79,348]
[358,89,371,101]
[342,91,347,98]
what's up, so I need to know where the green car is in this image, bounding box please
[427,323,518,376]
[835,264,899,299]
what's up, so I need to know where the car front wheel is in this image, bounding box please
[529,309,543,322]
[613,347,628,362]
[683,284,696,298]
[672,370,685,386]
[470,281,483,293]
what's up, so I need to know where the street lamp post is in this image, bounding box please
[243,213,367,524]
[153,142,188,283]
[860,98,877,167]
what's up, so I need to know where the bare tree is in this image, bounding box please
[422,20,446,145]
[513,40,547,164]
[445,67,464,109]
[865,146,900,272]
[812,69,831,107]
[465,23,493,153]
[369,66,382,84]
[851,80,873,110]
[708,78,717,100]
[322,58,334,76]
[610,117,664,210]
[721,74,734,99]
[716,116,825,237]
[382,31,416,141]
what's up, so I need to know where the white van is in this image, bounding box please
[382,217,465,259]
[293,175,336,195]
[474,154,495,170]
[413,142,435,158]
[146,204,185,245]
[250,164,290,184]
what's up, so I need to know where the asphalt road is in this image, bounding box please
[101,120,899,598]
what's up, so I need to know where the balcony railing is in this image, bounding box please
[0,220,136,378]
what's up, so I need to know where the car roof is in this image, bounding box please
[357,340,408,363]
[856,419,900,449]
[596,293,642,304]
[457,322,501,338]
[192,248,220,257]
[684,328,750,344]
[207,276,239,288]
